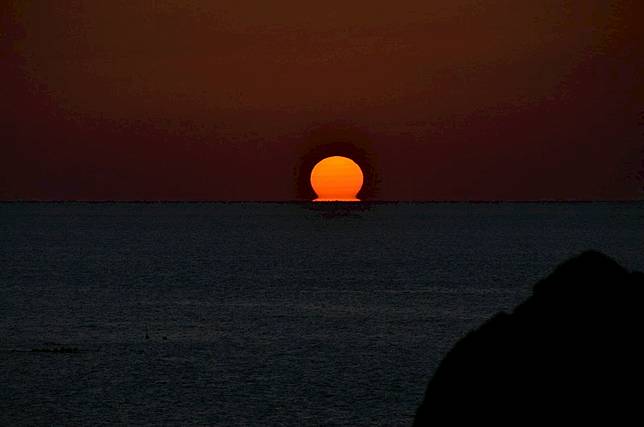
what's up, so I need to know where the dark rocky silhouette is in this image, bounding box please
[414,251,643,425]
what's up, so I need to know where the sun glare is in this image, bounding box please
[310,156,364,202]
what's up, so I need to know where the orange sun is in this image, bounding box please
[310,156,364,202]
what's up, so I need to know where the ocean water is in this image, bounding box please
[1,202,642,426]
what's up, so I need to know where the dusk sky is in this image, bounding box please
[2,0,643,200]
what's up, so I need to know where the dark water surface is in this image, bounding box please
[1,202,642,425]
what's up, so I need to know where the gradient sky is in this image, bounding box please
[1,0,643,200]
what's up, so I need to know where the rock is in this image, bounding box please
[31,346,80,354]
[414,251,643,425]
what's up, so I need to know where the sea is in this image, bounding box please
[1,202,642,426]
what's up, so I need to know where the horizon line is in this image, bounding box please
[1,199,643,204]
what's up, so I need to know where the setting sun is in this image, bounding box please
[310,156,364,202]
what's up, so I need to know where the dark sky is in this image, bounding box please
[2,0,643,200]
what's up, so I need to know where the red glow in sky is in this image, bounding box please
[1,1,643,200]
